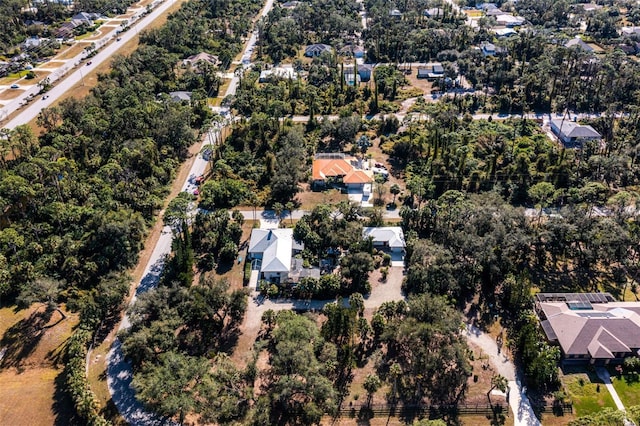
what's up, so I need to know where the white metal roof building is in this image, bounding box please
[362,227,406,252]
[249,229,302,282]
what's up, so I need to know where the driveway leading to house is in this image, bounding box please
[235,265,406,362]
[464,324,541,426]
[596,367,626,411]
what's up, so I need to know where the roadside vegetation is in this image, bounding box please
[4,0,640,424]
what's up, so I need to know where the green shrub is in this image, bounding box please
[64,327,111,426]
[267,284,279,298]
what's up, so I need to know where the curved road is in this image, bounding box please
[105,0,275,424]
[105,132,212,425]
[1,0,179,130]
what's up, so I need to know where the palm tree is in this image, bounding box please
[390,184,400,205]
[273,202,284,225]
[487,374,509,412]
[389,362,402,402]
[363,373,381,407]
[247,192,260,222]
[285,201,294,225]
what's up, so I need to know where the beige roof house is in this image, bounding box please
[536,293,640,364]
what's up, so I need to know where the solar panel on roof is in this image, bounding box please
[577,312,613,318]
[567,300,593,310]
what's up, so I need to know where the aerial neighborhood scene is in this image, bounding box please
[3,0,640,424]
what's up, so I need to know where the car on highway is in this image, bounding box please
[86,61,92,66]
[10,84,19,89]
[117,37,122,41]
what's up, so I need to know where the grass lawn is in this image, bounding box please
[611,374,640,407]
[563,371,616,416]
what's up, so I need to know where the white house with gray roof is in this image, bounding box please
[362,227,406,253]
[550,119,601,148]
[248,228,303,283]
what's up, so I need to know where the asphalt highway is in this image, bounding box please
[1,0,178,129]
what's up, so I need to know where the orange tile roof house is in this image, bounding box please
[536,293,640,365]
[312,154,374,190]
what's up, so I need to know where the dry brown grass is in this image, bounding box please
[37,60,67,69]
[0,305,78,425]
[0,89,25,100]
[297,184,348,210]
[0,368,71,425]
[404,72,434,96]
[56,43,88,60]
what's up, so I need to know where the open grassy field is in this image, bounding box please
[56,43,88,60]
[0,304,78,425]
[0,88,25,100]
[297,184,348,210]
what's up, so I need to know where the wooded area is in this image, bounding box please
[3,0,640,423]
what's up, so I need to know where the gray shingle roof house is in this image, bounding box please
[481,41,506,56]
[168,91,192,102]
[550,119,601,148]
[305,44,333,57]
[417,63,444,79]
[72,12,105,23]
[565,37,594,52]
[536,293,640,365]
[183,52,220,67]
[362,227,406,252]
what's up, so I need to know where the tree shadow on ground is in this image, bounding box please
[215,260,234,275]
[214,325,241,354]
[52,369,79,426]
[0,307,53,370]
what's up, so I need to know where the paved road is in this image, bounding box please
[226,0,276,98]
[287,110,609,126]
[105,0,275,422]
[464,324,540,426]
[1,0,179,129]
[234,208,401,221]
[106,139,211,425]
